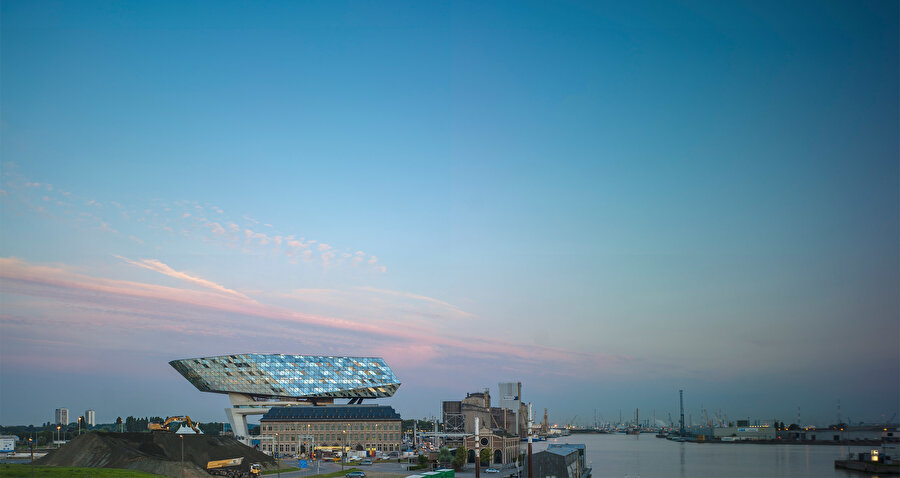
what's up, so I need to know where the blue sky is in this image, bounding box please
[1,0,897,428]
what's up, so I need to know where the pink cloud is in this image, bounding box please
[208,222,226,236]
[115,255,250,299]
[357,286,473,318]
[0,257,628,379]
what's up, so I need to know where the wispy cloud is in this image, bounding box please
[115,255,250,299]
[0,257,629,378]
[356,286,473,318]
[1,170,385,273]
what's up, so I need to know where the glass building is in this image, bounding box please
[169,354,402,445]
[169,354,401,400]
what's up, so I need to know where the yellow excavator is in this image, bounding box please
[148,416,203,434]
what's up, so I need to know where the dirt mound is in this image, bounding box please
[36,432,275,477]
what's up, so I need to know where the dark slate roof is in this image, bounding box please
[261,406,401,421]
[544,444,585,457]
[544,447,578,457]
[549,444,585,452]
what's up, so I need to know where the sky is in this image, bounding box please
[1,0,897,428]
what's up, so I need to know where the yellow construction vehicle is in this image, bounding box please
[206,457,244,476]
[250,463,262,475]
[148,416,203,434]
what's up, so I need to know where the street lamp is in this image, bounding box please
[28,437,34,478]
[56,426,60,448]
[275,433,280,478]
[341,430,346,470]
[179,435,184,478]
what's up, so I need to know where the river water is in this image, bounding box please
[532,433,877,478]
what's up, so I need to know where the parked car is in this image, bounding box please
[485,468,500,473]
[359,459,373,465]
[346,472,366,478]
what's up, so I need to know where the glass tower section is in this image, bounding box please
[170,354,401,399]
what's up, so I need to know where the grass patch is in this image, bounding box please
[261,467,300,475]
[0,464,163,477]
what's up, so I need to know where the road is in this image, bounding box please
[273,460,521,478]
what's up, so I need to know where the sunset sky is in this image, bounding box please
[2,0,897,427]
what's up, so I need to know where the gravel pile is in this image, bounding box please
[35,432,276,477]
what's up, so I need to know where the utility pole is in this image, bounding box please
[527,403,533,478]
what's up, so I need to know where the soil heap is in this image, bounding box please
[36,432,276,477]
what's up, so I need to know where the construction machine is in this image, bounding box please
[250,463,262,475]
[207,457,244,476]
[148,416,203,434]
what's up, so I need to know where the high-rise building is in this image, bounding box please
[85,409,95,427]
[55,408,69,425]
[499,382,522,435]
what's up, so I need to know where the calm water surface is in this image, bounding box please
[534,434,879,478]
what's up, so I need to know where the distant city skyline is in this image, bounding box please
[1,0,897,427]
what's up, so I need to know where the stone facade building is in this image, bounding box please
[462,426,520,465]
[259,405,402,456]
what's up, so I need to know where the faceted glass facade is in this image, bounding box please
[170,354,401,399]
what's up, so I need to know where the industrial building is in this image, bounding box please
[713,424,777,441]
[527,444,591,478]
[441,383,525,438]
[498,382,522,435]
[170,354,402,445]
[259,405,402,455]
[85,409,95,427]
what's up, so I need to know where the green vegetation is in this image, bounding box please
[453,446,467,471]
[261,466,300,475]
[401,419,435,433]
[479,449,491,466]
[438,447,453,463]
[0,464,163,477]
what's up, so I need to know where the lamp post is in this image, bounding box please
[179,435,184,478]
[56,426,60,448]
[341,430,346,470]
[275,433,280,478]
[28,437,34,478]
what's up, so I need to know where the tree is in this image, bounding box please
[453,447,467,471]
[479,448,491,466]
[417,454,428,466]
[438,447,453,464]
